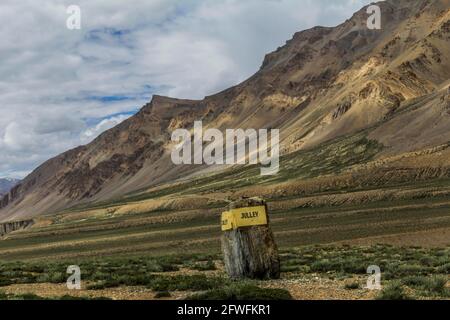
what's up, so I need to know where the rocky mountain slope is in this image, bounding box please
[1,0,449,221]
[0,179,20,197]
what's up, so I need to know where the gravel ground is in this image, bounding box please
[2,283,191,300]
[2,274,380,300]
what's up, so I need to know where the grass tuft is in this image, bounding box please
[189,283,293,300]
[376,282,411,300]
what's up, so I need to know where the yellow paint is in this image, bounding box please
[233,206,268,228]
[221,206,267,231]
[221,211,234,231]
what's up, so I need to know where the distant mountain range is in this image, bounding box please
[0,0,449,221]
[0,178,20,197]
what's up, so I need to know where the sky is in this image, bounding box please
[0,0,374,179]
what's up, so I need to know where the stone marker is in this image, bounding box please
[221,197,280,280]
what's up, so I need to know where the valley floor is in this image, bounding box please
[1,183,449,261]
[0,135,449,300]
[0,245,448,300]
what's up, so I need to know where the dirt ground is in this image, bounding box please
[262,276,378,300]
[3,274,380,300]
[3,283,190,300]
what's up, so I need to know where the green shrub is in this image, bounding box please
[376,282,411,300]
[280,265,301,273]
[58,295,112,300]
[86,281,117,290]
[344,282,360,290]
[396,264,430,276]
[90,271,111,281]
[52,272,67,283]
[154,291,171,298]
[310,259,333,272]
[87,273,154,290]
[0,279,12,287]
[148,275,226,291]
[159,263,180,272]
[145,261,165,272]
[419,257,434,267]
[437,263,450,273]
[189,260,216,271]
[402,275,448,297]
[189,283,293,300]
[11,293,47,300]
[422,276,448,296]
[402,276,428,288]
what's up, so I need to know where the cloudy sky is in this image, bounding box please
[0,0,374,178]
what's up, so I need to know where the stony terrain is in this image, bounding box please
[0,245,448,300]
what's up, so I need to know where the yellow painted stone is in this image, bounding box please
[232,206,268,228]
[221,211,234,231]
[221,206,267,231]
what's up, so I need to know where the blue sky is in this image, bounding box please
[0,0,374,178]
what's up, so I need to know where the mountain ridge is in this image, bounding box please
[1,0,449,221]
[0,178,20,197]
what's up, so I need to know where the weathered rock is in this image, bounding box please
[221,197,280,280]
[0,219,34,237]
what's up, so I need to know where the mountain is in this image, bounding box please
[1,0,449,222]
[0,178,20,197]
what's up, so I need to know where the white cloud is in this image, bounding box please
[81,114,130,142]
[0,0,373,178]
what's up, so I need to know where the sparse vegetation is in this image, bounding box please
[0,245,447,300]
[403,275,449,297]
[188,260,217,271]
[188,283,293,300]
[344,282,360,290]
[376,282,411,300]
[0,291,111,300]
[148,275,226,292]
[154,291,171,299]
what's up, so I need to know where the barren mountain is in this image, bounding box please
[1,0,449,221]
